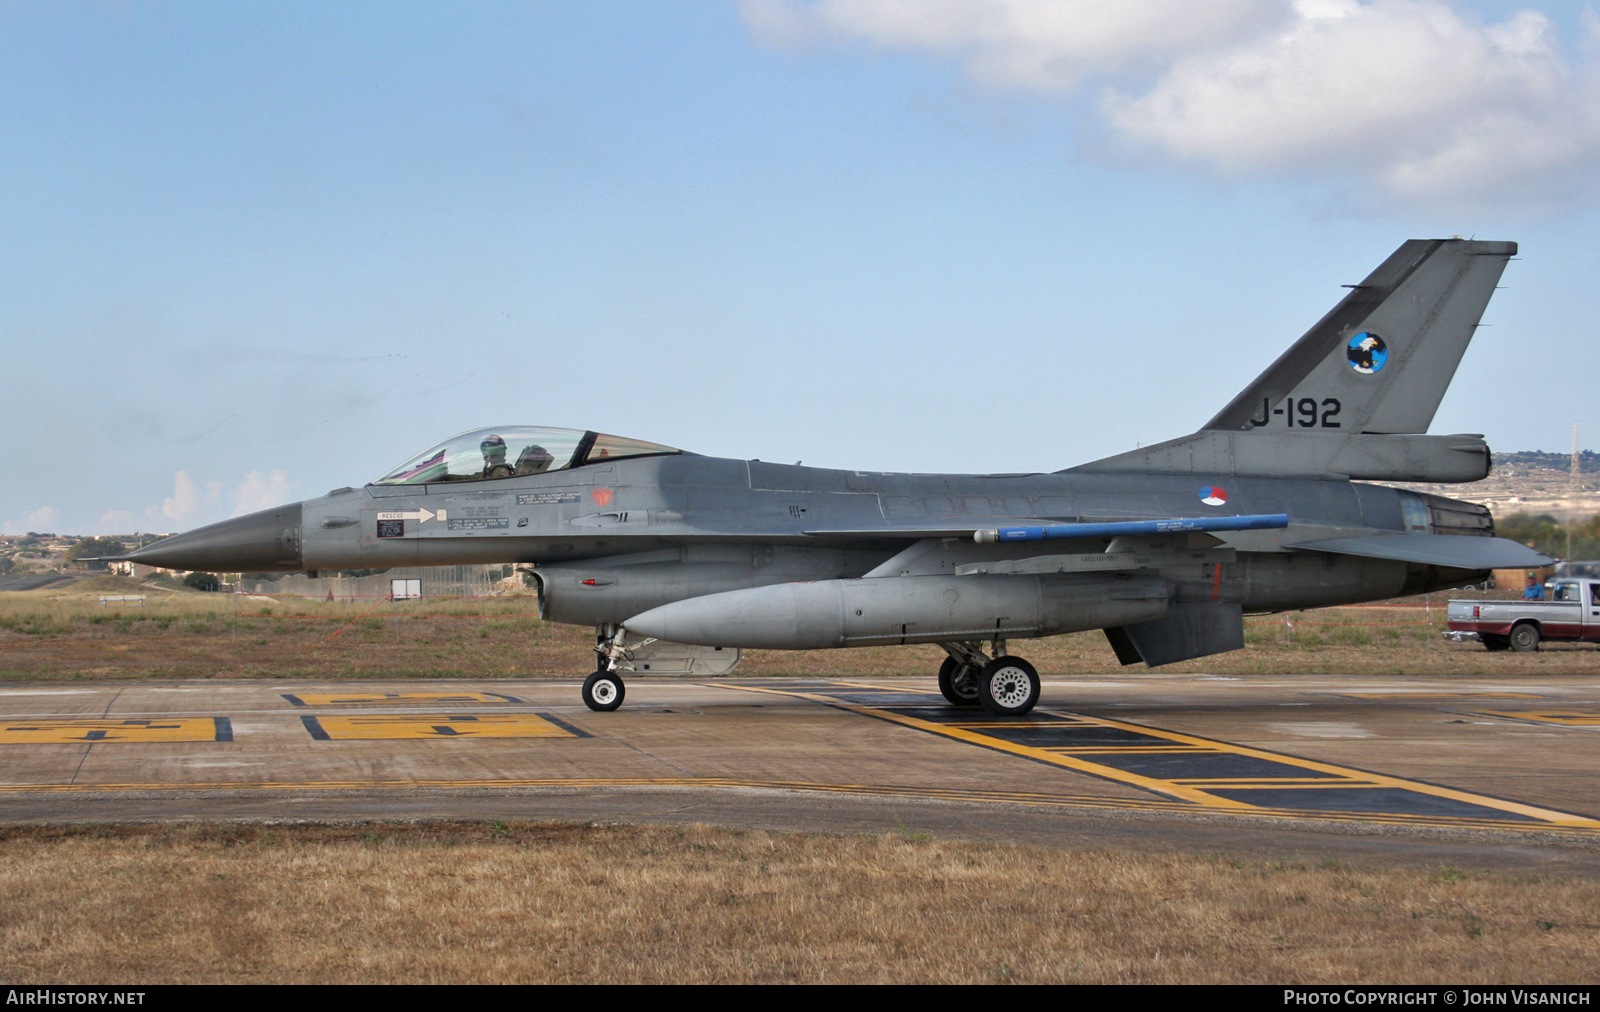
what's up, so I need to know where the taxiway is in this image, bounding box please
[2,673,1598,871]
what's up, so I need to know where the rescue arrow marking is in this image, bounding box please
[376,508,446,524]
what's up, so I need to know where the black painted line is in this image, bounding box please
[300,716,329,741]
[213,717,233,743]
[535,711,593,739]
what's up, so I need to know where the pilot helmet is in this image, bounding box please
[481,433,507,459]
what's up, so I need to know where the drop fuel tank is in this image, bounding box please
[623,572,1171,650]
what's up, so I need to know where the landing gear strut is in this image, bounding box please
[585,623,638,712]
[936,642,986,707]
[937,656,982,706]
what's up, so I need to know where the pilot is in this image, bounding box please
[515,444,554,475]
[480,434,514,479]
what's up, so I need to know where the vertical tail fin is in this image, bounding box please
[1206,238,1514,435]
[1070,239,1514,481]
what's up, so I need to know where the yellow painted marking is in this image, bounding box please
[0,775,1590,836]
[1334,692,1546,700]
[285,692,518,707]
[308,713,574,740]
[825,679,917,691]
[1472,710,1600,727]
[714,684,1257,808]
[712,682,1600,828]
[847,707,1265,809]
[0,718,222,744]
[1023,709,1599,825]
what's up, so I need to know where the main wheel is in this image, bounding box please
[978,656,1040,716]
[937,656,982,707]
[582,669,626,711]
[1509,623,1541,653]
[1481,634,1510,652]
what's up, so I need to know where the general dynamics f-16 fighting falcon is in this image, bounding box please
[123,239,1551,715]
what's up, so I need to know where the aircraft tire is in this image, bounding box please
[978,656,1040,716]
[1509,623,1541,653]
[582,669,626,711]
[937,656,983,707]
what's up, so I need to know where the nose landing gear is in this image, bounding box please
[582,668,625,711]
[584,623,636,712]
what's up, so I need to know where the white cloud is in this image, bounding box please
[231,470,301,517]
[743,0,1279,89]
[1105,1,1600,210]
[97,510,142,534]
[154,471,223,531]
[744,0,1600,211]
[2,506,62,536]
[89,470,300,537]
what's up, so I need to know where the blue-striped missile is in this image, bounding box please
[974,513,1289,544]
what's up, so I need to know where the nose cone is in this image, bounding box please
[126,502,304,572]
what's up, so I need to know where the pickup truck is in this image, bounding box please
[1447,578,1600,651]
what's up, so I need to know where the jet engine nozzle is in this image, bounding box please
[124,502,305,573]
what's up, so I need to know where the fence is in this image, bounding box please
[241,565,520,602]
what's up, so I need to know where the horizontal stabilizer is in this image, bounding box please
[1297,534,1552,569]
[1108,602,1245,667]
[1068,431,1491,482]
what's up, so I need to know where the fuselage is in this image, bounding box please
[131,450,1492,633]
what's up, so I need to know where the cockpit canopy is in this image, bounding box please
[373,426,682,486]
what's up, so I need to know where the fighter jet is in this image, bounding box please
[124,238,1550,714]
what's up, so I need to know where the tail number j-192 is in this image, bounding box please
[1249,397,1341,428]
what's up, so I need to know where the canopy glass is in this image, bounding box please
[373,427,680,486]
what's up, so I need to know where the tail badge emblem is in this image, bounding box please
[1347,332,1388,374]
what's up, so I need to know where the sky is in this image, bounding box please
[2,0,1598,536]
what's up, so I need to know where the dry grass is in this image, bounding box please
[1,586,1598,681]
[0,821,1595,984]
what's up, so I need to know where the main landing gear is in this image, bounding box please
[937,640,1040,716]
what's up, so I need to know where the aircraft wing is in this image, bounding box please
[1295,534,1553,569]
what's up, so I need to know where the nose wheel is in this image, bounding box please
[582,669,626,711]
[978,656,1040,716]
